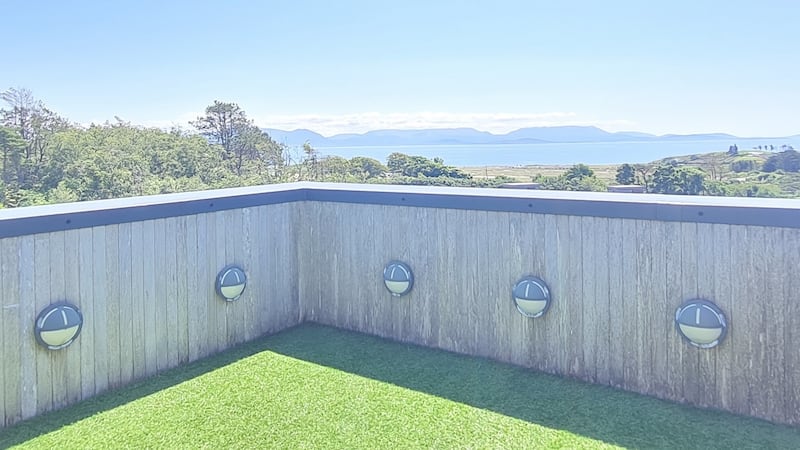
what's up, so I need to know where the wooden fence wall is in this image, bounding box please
[2,185,799,429]
[0,203,301,427]
[299,201,800,426]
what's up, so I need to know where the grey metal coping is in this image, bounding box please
[1,181,800,238]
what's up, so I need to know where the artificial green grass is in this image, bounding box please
[1,324,798,449]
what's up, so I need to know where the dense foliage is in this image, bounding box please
[533,164,609,191]
[0,89,516,207]
[2,87,797,207]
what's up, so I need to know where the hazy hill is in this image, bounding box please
[263,126,763,148]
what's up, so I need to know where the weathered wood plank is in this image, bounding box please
[129,222,145,380]
[663,221,683,401]
[711,224,733,412]
[695,223,718,409]
[34,234,53,414]
[0,239,5,425]
[18,235,36,420]
[554,214,573,376]
[746,226,771,419]
[91,226,109,395]
[141,220,157,376]
[478,211,497,358]
[748,227,778,417]
[152,219,169,370]
[77,227,95,400]
[213,212,227,351]
[184,215,200,362]
[680,222,700,405]
[620,219,639,391]
[431,208,451,351]
[581,216,598,383]
[434,208,461,352]
[234,209,250,343]
[104,225,121,389]
[164,217,179,365]
[592,217,611,385]
[63,230,82,406]
[728,225,752,417]
[539,214,563,374]
[606,218,624,387]
[762,226,785,422]
[223,210,243,346]
[635,220,655,395]
[48,231,68,411]
[354,204,385,339]
[204,213,219,353]
[176,216,190,363]
[117,223,134,386]
[1,237,20,425]
[784,227,800,424]
[648,220,669,395]
[195,213,211,358]
[531,213,553,372]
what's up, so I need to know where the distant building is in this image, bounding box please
[607,185,645,193]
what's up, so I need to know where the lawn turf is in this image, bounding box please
[1,323,798,449]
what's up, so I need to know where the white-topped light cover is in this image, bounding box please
[675,299,727,349]
[216,265,247,301]
[513,276,551,318]
[383,261,414,296]
[35,302,83,350]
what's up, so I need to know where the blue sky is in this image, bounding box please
[2,0,798,136]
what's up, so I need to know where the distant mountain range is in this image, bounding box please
[263,126,760,147]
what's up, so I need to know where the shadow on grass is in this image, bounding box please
[0,333,284,449]
[263,323,800,450]
[2,323,799,449]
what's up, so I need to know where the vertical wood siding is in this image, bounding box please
[300,202,800,426]
[2,198,798,428]
[0,203,300,427]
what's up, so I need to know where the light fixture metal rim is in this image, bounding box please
[34,301,84,350]
[512,276,551,318]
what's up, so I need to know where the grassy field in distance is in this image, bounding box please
[462,164,619,182]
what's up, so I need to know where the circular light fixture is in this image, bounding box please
[383,261,413,296]
[513,276,551,318]
[216,265,247,301]
[675,299,727,349]
[34,302,83,350]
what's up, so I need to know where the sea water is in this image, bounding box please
[315,138,799,166]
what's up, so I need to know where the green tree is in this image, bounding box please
[730,157,760,173]
[651,165,707,195]
[190,101,247,157]
[191,101,282,177]
[349,156,387,180]
[615,163,636,184]
[533,164,607,192]
[1,87,70,190]
[763,150,800,173]
[0,126,25,185]
[385,152,468,179]
[387,152,414,174]
[565,164,594,181]
[301,142,319,180]
[318,156,352,182]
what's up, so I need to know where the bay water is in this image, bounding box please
[316,137,799,167]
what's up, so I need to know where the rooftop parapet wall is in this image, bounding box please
[1,183,800,428]
[3,182,800,239]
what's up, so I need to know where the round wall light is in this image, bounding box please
[216,265,247,301]
[513,276,551,318]
[675,299,727,349]
[383,261,413,296]
[34,302,83,350]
